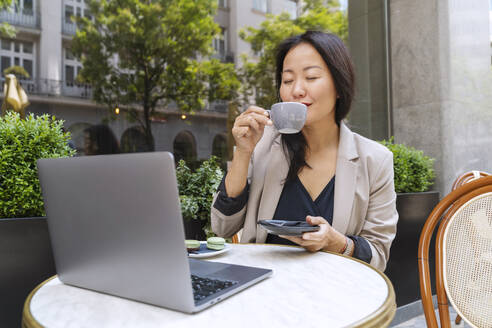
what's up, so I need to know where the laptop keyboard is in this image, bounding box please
[191,274,238,303]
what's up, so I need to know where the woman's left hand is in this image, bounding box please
[280,215,347,253]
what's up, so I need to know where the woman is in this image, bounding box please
[211,31,398,271]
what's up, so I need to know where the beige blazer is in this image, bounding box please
[211,122,398,271]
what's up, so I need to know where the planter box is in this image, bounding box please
[0,217,56,328]
[385,191,440,306]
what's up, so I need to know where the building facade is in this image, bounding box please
[0,0,299,161]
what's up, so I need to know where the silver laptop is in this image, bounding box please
[37,152,272,313]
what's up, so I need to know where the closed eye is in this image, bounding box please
[283,80,293,84]
[306,77,319,81]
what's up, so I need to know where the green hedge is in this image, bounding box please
[176,156,223,223]
[380,138,435,193]
[0,112,75,218]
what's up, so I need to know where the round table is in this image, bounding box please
[23,244,395,328]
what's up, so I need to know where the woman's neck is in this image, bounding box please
[302,119,340,154]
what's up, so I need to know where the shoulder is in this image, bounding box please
[353,133,392,162]
[341,124,393,177]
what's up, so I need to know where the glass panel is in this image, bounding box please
[65,5,74,24]
[14,42,20,53]
[84,9,91,19]
[1,39,11,51]
[253,0,267,12]
[65,65,75,82]
[23,0,33,15]
[14,57,20,66]
[218,0,227,8]
[23,42,33,54]
[65,48,74,60]
[23,59,33,77]
[76,7,82,17]
[1,57,11,75]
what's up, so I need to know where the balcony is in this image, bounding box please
[206,100,228,113]
[0,9,40,29]
[62,20,77,35]
[0,78,92,99]
[211,51,235,63]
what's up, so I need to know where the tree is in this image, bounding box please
[238,0,348,109]
[72,0,240,150]
[0,0,16,38]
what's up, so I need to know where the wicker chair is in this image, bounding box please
[418,174,492,328]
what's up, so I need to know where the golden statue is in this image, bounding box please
[1,74,30,119]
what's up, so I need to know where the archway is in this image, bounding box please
[212,133,228,165]
[173,130,197,164]
[120,126,153,153]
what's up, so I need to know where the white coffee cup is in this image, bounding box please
[267,102,308,134]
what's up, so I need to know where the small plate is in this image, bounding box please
[188,242,229,259]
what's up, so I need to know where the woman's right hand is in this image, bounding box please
[232,106,273,155]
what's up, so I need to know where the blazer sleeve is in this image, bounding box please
[210,154,253,238]
[362,152,398,272]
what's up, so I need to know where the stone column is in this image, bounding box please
[390,0,492,195]
[39,0,62,82]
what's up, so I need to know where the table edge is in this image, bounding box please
[23,244,396,328]
[22,275,57,328]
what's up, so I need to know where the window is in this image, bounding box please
[65,65,75,82]
[23,59,32,77]
[12,0,34,15]
[64,0,91,34]
[1,39,11,51]
[218,0,227,8]
[0,38,35,79]
[1,57,11,76]
[23,42,33,54]
[213,27,227,57]
[253,0,268,13]
[65,5,74,24]
[284,0,297,18]
[64,47,82,84]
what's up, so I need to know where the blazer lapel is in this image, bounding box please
[333,122,359,235]
[256,136,289,242]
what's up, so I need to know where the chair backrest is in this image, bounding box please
[443,191,492,327]
[452,171,490,191]
[435,171,491,327]
[419,174,492,328]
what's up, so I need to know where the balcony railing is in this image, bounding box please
[0,78,92,99]
[0,9,40,29]
[0,79,227,113]
[62,20,77,35]
[211,51,235,63]
[206,100,228,113]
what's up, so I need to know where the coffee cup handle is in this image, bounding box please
[265,109,272,119]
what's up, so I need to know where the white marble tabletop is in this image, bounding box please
[25,244,395,328]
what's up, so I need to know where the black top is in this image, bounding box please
[265,176,335,245]
[213,175,372,264]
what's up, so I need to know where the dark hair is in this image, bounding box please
[275,31,355,181]
[84,124,121,155]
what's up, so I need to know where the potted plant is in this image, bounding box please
[379,138,439,307]
[0,112,75,327]
[176,156,224,240]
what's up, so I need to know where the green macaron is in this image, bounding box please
[185,239,201,252]
[207,237,225,250]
